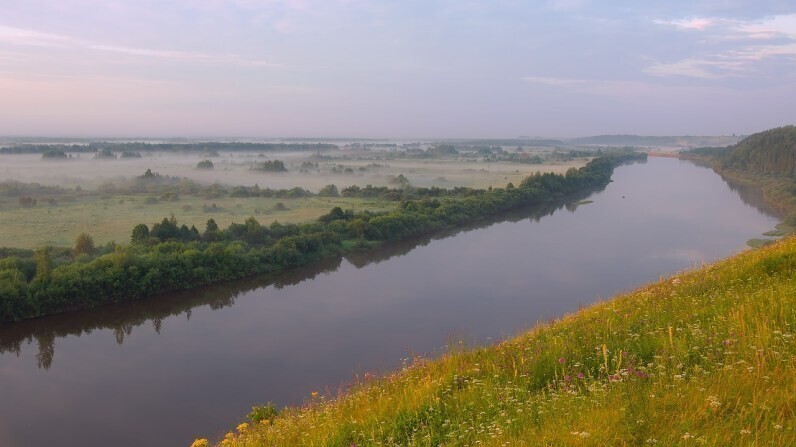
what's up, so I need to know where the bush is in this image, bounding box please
[74,233,95,256]
[196,160,214,169]
[247,403,279,424]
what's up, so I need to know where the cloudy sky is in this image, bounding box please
[1,0,794,138]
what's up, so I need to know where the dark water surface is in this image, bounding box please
[0,158,780,446]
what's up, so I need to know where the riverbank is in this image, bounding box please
[200,235,796,446]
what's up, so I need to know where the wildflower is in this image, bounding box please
[558,357,566,364]
[190,439,209,447]
[706,396,721,409]
[577,372,585,379]
[740,429,751,435]
[236,422,249,433]
[311,391,319,398]
[682,433,693,440]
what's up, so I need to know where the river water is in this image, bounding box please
[0,158,780,446]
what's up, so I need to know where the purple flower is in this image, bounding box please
[558,357,566,364]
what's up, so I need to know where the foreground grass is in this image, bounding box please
[201,237,796,446]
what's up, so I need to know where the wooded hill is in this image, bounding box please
[720,125,796,177]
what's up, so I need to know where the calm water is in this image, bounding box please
[0,158,780,447]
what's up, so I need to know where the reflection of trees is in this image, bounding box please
[36,333,55,370]
[0,257,343,369]
[720,175,784,218]
[0,183,606,369]
[683,157,784,219]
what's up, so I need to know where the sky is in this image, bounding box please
[1,0,795,138]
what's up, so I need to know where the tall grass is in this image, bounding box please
[199,238,796,446]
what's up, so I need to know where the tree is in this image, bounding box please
[252,160,287,172]
[318,184,339,197]
[34,247,53,281]
[205,218,219,233]
[203,218,219,241]
[151,216,179,241]
[74,233,95,255]
[131,223,150,243]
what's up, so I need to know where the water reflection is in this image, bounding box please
[0,186,600,370]
[720,175,785,219]
[684,158,783,219]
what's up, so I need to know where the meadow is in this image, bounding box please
[197,235,796,447]
[0,148,586,249]
[0,194,394,249]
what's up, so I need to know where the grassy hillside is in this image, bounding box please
[197,237,796,447]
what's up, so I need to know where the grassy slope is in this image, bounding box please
[202,237,796,447]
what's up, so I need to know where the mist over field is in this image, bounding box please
[0,146,586,191]
[0,142,592,248]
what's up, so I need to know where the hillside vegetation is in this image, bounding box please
[720,126,796,177]
[198,236,796,447]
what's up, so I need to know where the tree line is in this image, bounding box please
[0,142,338,154]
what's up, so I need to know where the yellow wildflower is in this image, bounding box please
[237,422,249,433]
[190,439,209,447]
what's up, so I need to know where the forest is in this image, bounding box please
[720,125,796,177]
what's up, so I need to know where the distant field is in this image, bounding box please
[0,149,588,249]
[0,194,395,249]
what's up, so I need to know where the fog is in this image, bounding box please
[0,149,584,193]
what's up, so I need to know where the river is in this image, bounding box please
[0,157,780,446]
